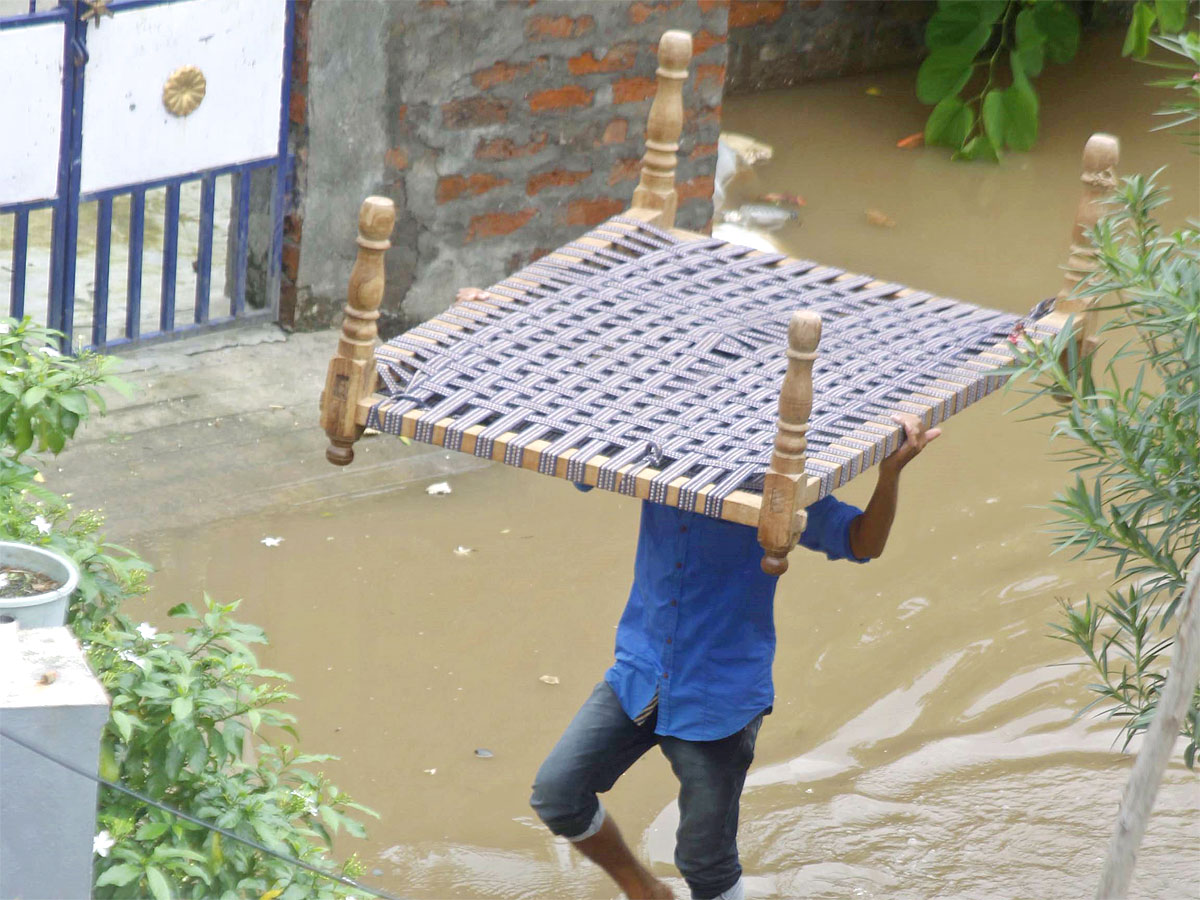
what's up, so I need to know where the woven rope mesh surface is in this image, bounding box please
[369,216,1058,520]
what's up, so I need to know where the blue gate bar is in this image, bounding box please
[125,188,144,341]
[10,211,29,319]
[194,174,215,324]
[159,182,180,333]
[47,1,86,349]
[91,196,112,347]
[232,173,251,317]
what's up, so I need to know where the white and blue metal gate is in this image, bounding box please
[0,0,292,350]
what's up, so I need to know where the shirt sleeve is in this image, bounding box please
[797,494,870,563]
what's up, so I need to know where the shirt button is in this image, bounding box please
[670,599,677,607]
[662,672,670,679]
[665,637,672,645]
[675,561,683,570]
[680,526,688,534]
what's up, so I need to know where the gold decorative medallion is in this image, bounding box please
[162,65,206,117]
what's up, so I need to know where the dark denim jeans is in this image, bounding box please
[530,682,763,900]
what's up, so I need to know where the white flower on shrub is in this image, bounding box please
[118,649,147,670]
[289,789,319,817]
[0,323,9,334]
[37,346,60,357]
[31,515,51,535]
[93,830,115,857]
[136,622,157,640]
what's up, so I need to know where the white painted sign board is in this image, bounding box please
[0,22,65,206]
[80,0,286,195]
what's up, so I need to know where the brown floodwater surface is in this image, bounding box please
[139,31,1197,900]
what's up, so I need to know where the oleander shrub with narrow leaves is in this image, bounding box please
[1005,174,1199,765]
[0,318,375,899]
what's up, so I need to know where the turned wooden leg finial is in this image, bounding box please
[631,30,692,227]
[758,311,821,577]
[320,196,395,466]
[1056,133,1119,356]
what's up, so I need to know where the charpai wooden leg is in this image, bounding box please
[630,30,692,228]
[758,311,821,576]
[320,196,396,466]
[1054,133,1119,366]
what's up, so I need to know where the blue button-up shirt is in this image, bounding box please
[603,494,868,741]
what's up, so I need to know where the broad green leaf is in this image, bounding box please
[11,411,32,454]
[1003,53,1040,150]
[135,822,170,841]
[955,134,1000,162]
[1034,1,1082,64]
[982,89,1007,148]
[171,696,194,721]
[95,864,142,887]
[925,95,974,148]
[926,2,982,47]
[1154,0,1189,33]
[111,709,135,742]
[57,390,89,415]
[21,385,46,408]
[1123,2,1157,57]
[1014,8,1046,77]
[99,739,120,781]
[167,601,196,618]
[916,45,977,104]
[145,865,172,900]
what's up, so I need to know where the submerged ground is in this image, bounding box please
[59,29,1200,900]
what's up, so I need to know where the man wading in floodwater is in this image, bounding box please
[455,286,941,899]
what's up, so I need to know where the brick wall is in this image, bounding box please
[293,0,727,335]
[724,0,933,95]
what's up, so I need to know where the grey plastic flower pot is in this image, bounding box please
[0,541,79,629]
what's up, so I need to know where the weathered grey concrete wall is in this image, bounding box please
[0,626,109,900]
[724,0,934,95]
[294,0,727,336]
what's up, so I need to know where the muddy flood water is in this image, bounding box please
[134,31,1197,900]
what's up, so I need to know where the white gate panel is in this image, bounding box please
[0,23,65,206]
[79,0,286,195]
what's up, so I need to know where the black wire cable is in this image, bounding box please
[0,728,403,900]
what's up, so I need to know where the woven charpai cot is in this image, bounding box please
[368,215,1060,521]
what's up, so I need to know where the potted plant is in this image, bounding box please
[0,317,125,627]
[0,539,79,627]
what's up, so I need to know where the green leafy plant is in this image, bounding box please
[1005,172,1199,764]
[919,0,1081,160]
[0,317,376,898]
[0,317,127,459]
[1141,26,1200,141]
[918,0,1195,160]
[84,598,376,899]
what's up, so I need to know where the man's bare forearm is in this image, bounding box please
[850,466,900,560]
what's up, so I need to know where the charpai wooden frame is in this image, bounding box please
[320,30,1118,577]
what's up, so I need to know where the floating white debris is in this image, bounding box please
[500,528,511,534]
[985,497,999,504]
[261,536,284,547]
[423,767,437,775]
[453,546,473,556]
[474,748,494,758]
[426,482,452,496]
[539,675,560,685]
